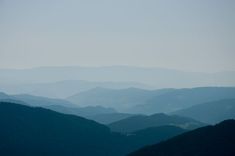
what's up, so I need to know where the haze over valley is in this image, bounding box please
[1,0,235,155]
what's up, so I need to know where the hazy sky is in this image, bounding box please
[0,0,235,72]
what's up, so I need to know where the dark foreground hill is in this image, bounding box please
[127,126,187,148]
[0,102,119,156]
[128,119,235,156]
[172,99,235,124]
[0,102,187,156]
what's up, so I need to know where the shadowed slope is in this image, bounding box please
[129,120,235,156]
[109,113,205,133]
[172,99,235,124]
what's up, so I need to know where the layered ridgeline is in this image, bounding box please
[172,99,235,124]
[0,102,121,156]
[87,113,135,124]
[0,92,117,118]
[0,102,187,156]
[1,87,235,125]
[108,113,205,133]
[0,92,11,99]
[67,87,235,114]
[0,91,76,107]
[0,92,134,124]
[0,80,150,98]
[128,120,235,156]
[67,87,170,112]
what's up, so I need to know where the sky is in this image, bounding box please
[0,0,235,72]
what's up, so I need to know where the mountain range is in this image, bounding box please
[132,87,235,114]
[1,87,235,126]
[67,87,235,113]
[67,87,170,111]
[0,92,117,118]
[0,80,150,98]
[1,101,234,156]
[0,101,188,156]
[1,66,235,88]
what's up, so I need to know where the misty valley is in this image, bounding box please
[0,66,235,156]
[1,0,235,155]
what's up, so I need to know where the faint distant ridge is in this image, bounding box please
[0,65,235,88]
[0,79,150,98]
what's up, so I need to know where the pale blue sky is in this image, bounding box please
[0,0,235,72]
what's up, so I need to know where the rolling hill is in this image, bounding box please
[13,94,77,107]
[0,92,117,118]
[172,99,235,124]
[67,87,171,112]
[44,105,116,117]
[67,87,235,113]
[0,102,121,156]
[108,113,205,133]
[128,119,235,156]
[131,87,235,114]
[127,125,187,148]
[0,92,11,99]
[0,102,189,156]
[86,113,135,124]
[0,80,150,98]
